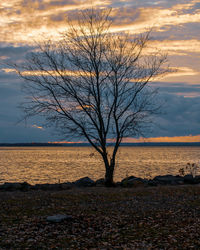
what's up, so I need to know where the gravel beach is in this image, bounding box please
[0,185,200,249]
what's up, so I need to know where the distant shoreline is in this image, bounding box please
[0,142,200,147]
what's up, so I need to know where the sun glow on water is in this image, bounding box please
[0,146,199,184]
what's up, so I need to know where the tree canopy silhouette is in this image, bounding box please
[16,9,168,186]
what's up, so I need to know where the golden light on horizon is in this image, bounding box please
[47,134,200,144]
[122,135,200,143]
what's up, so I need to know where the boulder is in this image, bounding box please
[47,184,62,190]
[153,175,184,185]
[20,182,32,191]
[174,175,185,185]
[184,175,200,184]
[195,175,200,183]
[46,214,73,223]
[0,182,22,191]
[147,180,158,186]
[95,178,105,187]
[61,182,73,190]
[33,183,62,191]
[74,177,95,187]
[121,176,147,187]
[121,176,137,183]
[0,182,32,191]
[115,181,122,187]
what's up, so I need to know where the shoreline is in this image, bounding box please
[1,142,200,147]
[1,174,200,192]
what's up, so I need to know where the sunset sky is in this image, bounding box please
[0,0,200,143]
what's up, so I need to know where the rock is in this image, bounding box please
[121,176,137,183]
[32,184,43,190]
[33,183,62,191]
[95,178,105,186]
[0,182,32,191]
[20,182,32,191]
[46,214,73,223]
[0,182,22,191]
[195,175,200,183]
[74,177,95,187]
[121,176,147,187]
[27,238,35,243]
[153,175,184,185]
[47,184,62,190]
[115,181,122,187]
[61,182,73,190]
[184,175,200,184]
[147,180,158,186]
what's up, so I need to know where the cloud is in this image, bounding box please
[152,93,200,137]
[0,123,53,143]
[175,92,200,98]
[110,2,200,34]
[0,0,110,44]
[0,81,54,143]
[152,81,200,97]
[123,134,200,143]
[163,67,199,79]
[148,39,200,56]
[32,124,44,130]
[0,0,199,45]
[110,0,199,9]
[149,40,200,56]
[0,70,200,142]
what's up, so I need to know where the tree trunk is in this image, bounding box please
[102,151,116,187]
[105,166,115,187]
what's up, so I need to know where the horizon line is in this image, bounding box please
[1,135,200,145]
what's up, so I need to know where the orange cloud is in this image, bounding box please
[171,0,199,11]
[163,67,199,78]
[122,135,200,143]
[0,0,200,46]
[175,92,200,98]
[2,68,95,78]
[147,40,200,56]
[1,1,200,85]
[32,124,44,130]
[3,66,198,86]
[0,0,110,44]
[159,67,200,85]
[0,56,8,60]
[110,3,200,34]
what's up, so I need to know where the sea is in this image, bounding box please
[0,146,200,184]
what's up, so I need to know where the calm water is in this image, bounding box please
[0,146,199,184]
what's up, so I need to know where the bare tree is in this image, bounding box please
[15,9,168,186]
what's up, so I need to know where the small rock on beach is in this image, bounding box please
[46,214,73,223]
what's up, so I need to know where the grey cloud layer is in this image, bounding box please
[0,62,199,142]
[153,93,200,137]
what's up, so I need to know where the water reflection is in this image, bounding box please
[0,146,199,184]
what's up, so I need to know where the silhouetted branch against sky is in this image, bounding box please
[15,8,169,185]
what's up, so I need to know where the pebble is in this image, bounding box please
[46,214,72,223]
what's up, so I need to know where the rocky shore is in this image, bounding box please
[1,174,200,191]
[1,184,200,249]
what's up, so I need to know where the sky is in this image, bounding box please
[0,0,200,143]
